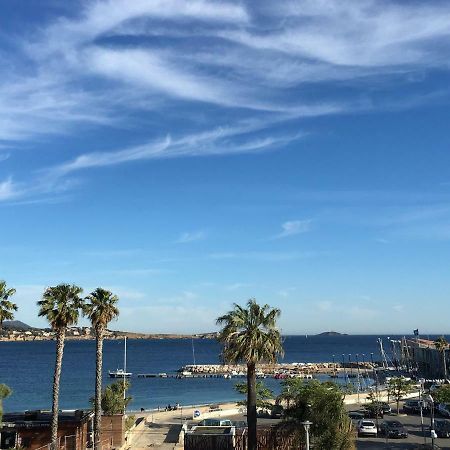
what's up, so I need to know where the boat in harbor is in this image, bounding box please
[109,368,132,378]
[109,336,132,378]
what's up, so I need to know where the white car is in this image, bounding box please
[357,419,378,437]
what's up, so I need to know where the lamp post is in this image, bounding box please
[301,420,312,450]
[426,394,436,447]
[355,354,361,404]
[419,379,426,444]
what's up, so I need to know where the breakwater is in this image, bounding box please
[179,362,374,378]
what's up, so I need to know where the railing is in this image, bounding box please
[32,434,78,450]
[185,426,305,450]
[32,435,114,450]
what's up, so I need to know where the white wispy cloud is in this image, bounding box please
[0,178,21,201]
[3,0,450,203]
[37,127,304,187]
[278,287,296,297]
[273,219,312,239]
[208,251,319,262]
[175,231,206,244]
[226,283,252,291]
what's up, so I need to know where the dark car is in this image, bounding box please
[364,404,384,418]
[404,399,429,414]
[348,411,365,424]
[434,420,450,438]
[376,402,392,414]
[379,420,408,439]
[271,404,284,419]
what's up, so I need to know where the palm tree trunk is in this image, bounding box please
[51,328,65,449]
[94,326,104,450]
[443,351,447,379]
[247,363,257,450]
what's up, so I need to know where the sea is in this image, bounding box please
[0,334,430,412]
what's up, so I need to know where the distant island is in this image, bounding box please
[316,331,348,337]
[0,321,216,342]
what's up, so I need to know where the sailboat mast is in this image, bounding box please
[192,338,196,366]
[123,336,127,401]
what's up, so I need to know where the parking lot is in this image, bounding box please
[355,403,450,449]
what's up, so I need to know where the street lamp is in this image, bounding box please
[426,394,436,447]
[301,420,312,450]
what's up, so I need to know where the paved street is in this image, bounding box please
[126,401,450,449]
[355,409,450,449]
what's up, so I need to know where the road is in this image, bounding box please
[355,408,450,449]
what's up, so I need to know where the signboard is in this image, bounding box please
[193,409,201,419]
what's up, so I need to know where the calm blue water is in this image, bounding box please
[0,335,413,412]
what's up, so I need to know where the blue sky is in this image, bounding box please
[2,0,450,334]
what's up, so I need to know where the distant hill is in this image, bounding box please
[2,320,34,330]
[316,331,348,337]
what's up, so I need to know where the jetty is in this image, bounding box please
[176,362,374,378]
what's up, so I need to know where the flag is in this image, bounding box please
[413,329,419,336]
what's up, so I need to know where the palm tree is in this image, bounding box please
[0,383,12,424]
[84,288,119,450]
[0,280,17,330]
[37,284,84,449]
[216,299,284,450]
[435,336,448,379]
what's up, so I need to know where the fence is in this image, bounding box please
[32,435,113,450]
[185,426,305,450]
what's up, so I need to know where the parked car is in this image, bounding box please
[198,418,233,426]
[413,445,441,450]
[379,420,408,438]
[256,408,271,418]
[231,420,247,429]
[404,399,429,414]
[348,411,365,425]
[434,420,450,438]
[270,404,284,419]
[364,404,384,418]
[376,402,392,414]
[357,419,378,437]
[437,403,450,418]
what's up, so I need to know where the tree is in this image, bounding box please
[84,288,119,450]
[278,377,305,409]
[0,383,12,424]
[91,381,132,415]
[280,379,355,450]
[435,336,448,379]
[387,377,414,414]
[37,284,84,449]
[216,299,284,450]
[431,384,450,404]
[0,281,17,330]
[234,381,274,410]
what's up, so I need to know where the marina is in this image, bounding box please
[0,334,445,412]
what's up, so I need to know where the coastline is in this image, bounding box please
[0,331,216,342]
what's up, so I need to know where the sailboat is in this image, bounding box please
[109,336,132,378]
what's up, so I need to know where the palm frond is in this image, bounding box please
[217,298,284,365]
[84,287,119,329]
[37,284,84,330]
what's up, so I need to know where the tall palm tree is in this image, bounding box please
[0,280,17,330]
[37,284,84,449]
[216,299,284,450]
[435,336,448,379]
[84,288,119,450]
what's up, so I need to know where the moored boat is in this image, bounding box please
[109,368,132,378]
